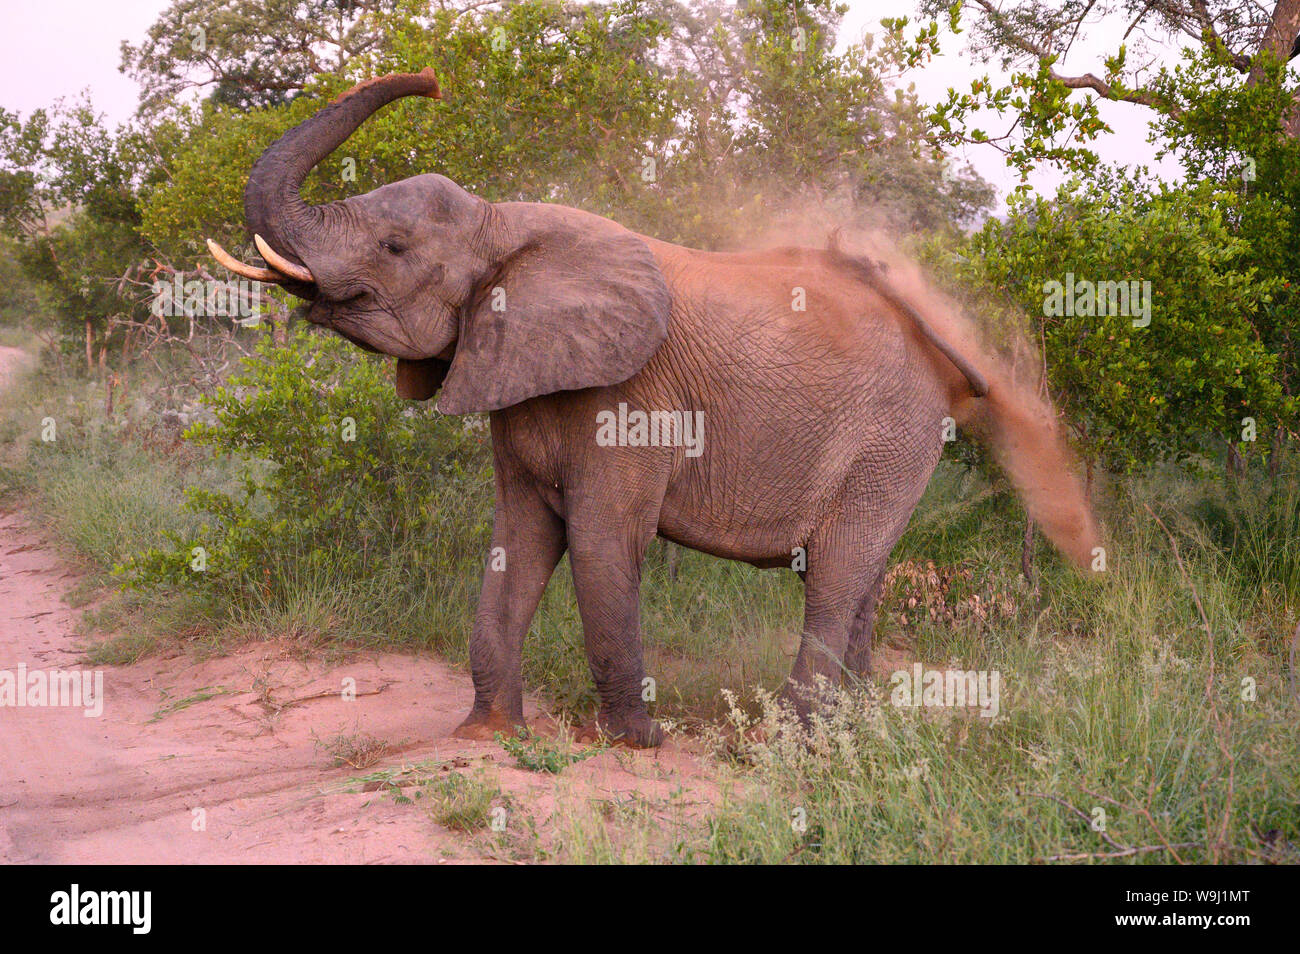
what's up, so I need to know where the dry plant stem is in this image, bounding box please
[1044,843,1201,862]
[1023,789,1200,863]
[1290,621,1299,699]
[1080,784,1189,865]
[258,682,392,714]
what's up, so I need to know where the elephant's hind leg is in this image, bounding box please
[844,567,887,681]
[783,506,909,720]
[784,539,873,717]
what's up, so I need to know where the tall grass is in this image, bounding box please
[553,488,1299,863]
[3,345,1297,863]
[1184,467,1300,607]
[1,367,214,565]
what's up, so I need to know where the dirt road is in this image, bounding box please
[0,348,712,864]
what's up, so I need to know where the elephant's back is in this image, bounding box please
[640,246,950,563]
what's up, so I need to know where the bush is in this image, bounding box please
[949,176,1293,474]
[119,328,492,617]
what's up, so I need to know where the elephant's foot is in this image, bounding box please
[577,710,663,749]
[451,706,524,742]
[776,683,815,727]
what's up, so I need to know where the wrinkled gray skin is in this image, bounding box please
[239,70,989,746]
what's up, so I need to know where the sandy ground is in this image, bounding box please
[0,511,717,864]
[0,347,716,864]
[0,346,28,390]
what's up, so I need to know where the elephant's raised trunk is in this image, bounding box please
[243,68,442,270]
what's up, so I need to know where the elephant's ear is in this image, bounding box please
[395,357,449,400]
[436,209,671,415]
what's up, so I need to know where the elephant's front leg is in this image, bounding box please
[566,517,663,748]
[453,482,565,741]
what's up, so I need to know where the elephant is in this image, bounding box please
[210,68,1100,747]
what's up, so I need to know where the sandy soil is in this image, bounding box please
[0,346,28,390]
[0,347,716,864]
[0,511,718,864]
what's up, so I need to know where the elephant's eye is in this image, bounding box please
[380,239,405,255]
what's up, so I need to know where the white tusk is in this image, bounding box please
[254,234,314,283]
[206,239,282,283]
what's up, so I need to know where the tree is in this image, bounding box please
[923,0,1300,154]
[642,0,993,240]
[0,107,50,239]
[120,0,411,115]
[0,98,154,368]
[943,172,1291,476]
[911,0,1300,465]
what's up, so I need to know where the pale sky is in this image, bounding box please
[0,0,1181,208]
[837,1,1183,202]
[0,0,165,119]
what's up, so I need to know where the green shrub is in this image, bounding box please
[119,328,492,614]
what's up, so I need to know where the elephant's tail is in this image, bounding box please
[961,383,1102,570]
[824,231,1100,570]
[826,233,989,397]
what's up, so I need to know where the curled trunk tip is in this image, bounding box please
[243,68,445,270]
[332,67,441,106]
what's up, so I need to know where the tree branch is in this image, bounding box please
[970,0,1181,116]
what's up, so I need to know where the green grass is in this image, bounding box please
[0,364,222,567]
[0,325,40,351]
[2,343,1296,863]
[496,730,606,773]
[420,771,501,832]
[539,463,1300,863]
[148,686,235,723]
